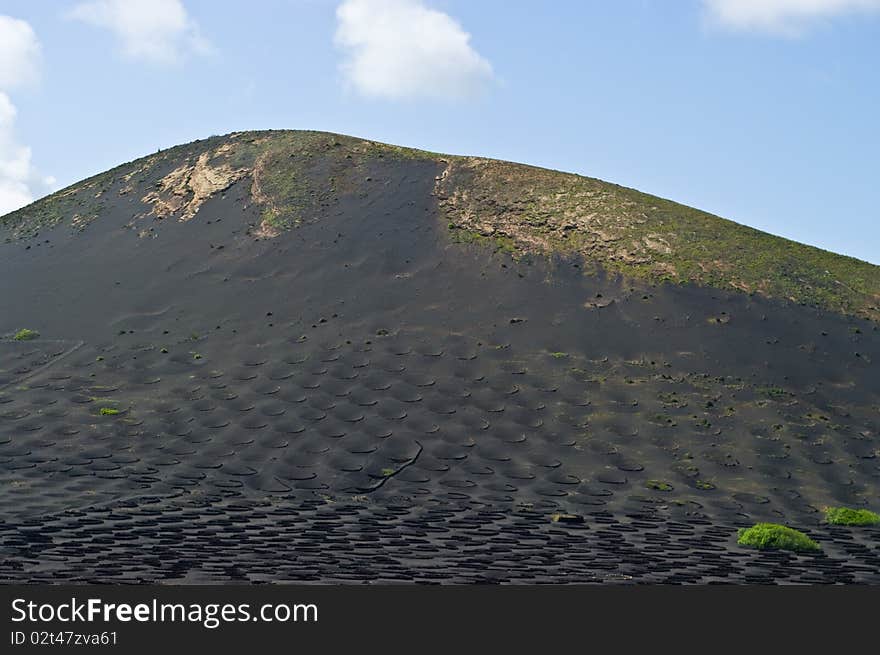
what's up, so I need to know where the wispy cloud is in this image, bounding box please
[0,15,52,217]
[68,0,213,65]
[0,15,41,88]
[703,0,880,36]
[334,0,493,101]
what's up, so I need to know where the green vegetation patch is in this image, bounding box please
[824,507,880,526]
[737,523,821,553]
[13,329,39,341]
[645,480,673,492]
[758,386,788,399]
[99,407,120,416]
[447,225,519,255]
[260,208,294,232]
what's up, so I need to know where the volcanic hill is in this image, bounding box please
[1,130,878,583]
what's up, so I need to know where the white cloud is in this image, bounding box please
[704,0,880,35]
[334,0,493,101]
[0,94,36,214]
[0,15,40,89]
[0,16,51,217]
[68,0,213,65]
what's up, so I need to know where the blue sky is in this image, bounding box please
[1,0,878,263]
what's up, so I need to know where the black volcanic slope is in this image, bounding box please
[1,131,879,583]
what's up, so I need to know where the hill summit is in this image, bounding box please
[5,130,878,319]
[1,130,878,583]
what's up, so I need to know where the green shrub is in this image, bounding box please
[13,328,38,341]
[824,507,880,526]
[99,407,120,416]
[646,480,673,491]
[737,523,820,553]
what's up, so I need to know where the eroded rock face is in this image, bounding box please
[434,157,670,273]
[142,144,249,221]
